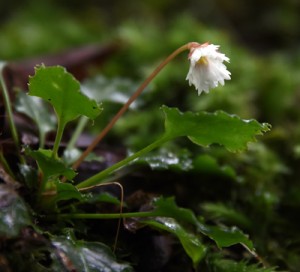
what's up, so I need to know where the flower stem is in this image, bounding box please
[76,135,170,189]
[72,43,194,170]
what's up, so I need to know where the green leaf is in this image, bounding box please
[153,197,207,232]
[152,197,254,251]
[41,181,84,211]
[136,148,193,171]
[162,106,271,152]
[205,225,253,249]
[28,65,102,125]
[51,237,133,272]
[85,192,122,206]
[15,91,56,146]
[52,181,83,203]
[211,258,276,272]
[143,217,206,267]
[0,185,31,238]
[26,148,76,181]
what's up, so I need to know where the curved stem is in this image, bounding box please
[72,43,194,170]
[76,135,170,189]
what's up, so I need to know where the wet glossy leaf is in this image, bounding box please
[152,197,254,251]
[136,148,193,171]
[143,217,206,267]
[51,237,133,272]
[15,91,56,145]
[26,148,76,181]
[28,65,102,126]
[162,106,271,152]
[153,197,208,232]
[0,185,31,238]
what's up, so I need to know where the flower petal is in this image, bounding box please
[186,43,231,95]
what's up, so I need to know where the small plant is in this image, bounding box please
[0,42,272,271]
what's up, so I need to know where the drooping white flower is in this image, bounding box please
[186,43,231,95]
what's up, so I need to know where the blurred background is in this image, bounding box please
[1,1,300,270]
[1,0,300,120]
[1,0,300,55]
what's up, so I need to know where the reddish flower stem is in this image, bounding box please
[72,42,196,170]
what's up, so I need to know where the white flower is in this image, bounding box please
[186,43,231,95]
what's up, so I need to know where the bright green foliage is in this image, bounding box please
[51,237,133,271]
[28,65,102,125]
[0,185,31,238]
[162,106,271,152]
[143,217,206,267]
[15,91,56,147]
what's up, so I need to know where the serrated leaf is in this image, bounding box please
[15,91,56,145]
[162,106,271,152]
[205,225,253,249]
[28,65,102,125]
[0,185,31,238]
[51,237,132,272]
[143,217,206,267]
[26,148,76,181]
